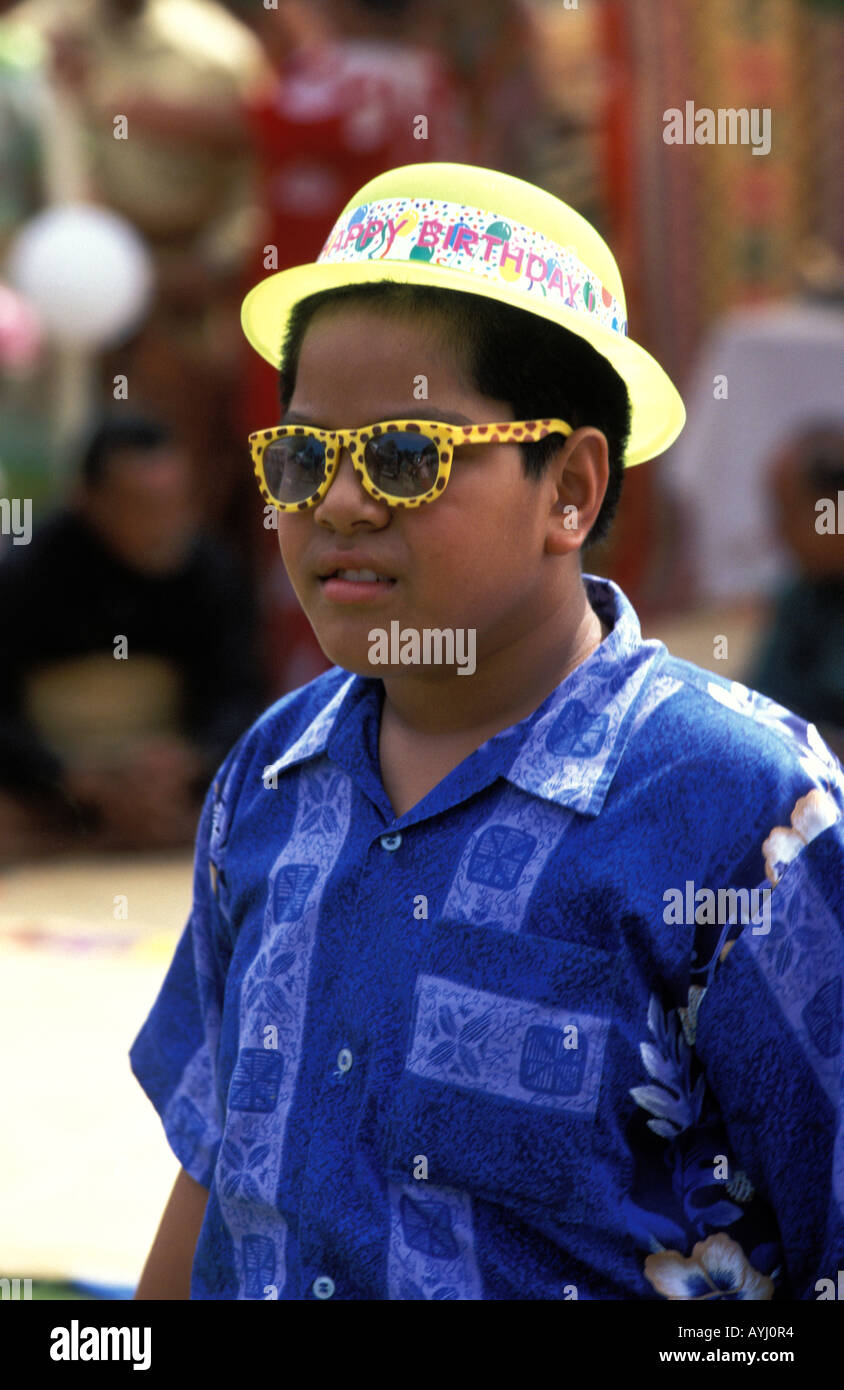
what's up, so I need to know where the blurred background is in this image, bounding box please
[1,0,842,1298]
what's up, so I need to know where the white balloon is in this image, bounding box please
[6,203,154,349]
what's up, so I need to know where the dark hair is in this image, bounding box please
[277,280,631,547]
[80,412,173,489]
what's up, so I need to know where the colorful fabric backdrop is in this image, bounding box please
[596,0,844,597]
[604,0,844,390]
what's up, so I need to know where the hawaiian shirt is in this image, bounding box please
[130,575,844,1300]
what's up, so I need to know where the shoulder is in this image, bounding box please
[639,651,842,792]
[155,0,271,87]
[624,650,844,879]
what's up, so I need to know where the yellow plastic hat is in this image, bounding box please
[241,162,685,466]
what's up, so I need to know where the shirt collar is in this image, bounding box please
[502,575,664,815]
[263,576,666,818]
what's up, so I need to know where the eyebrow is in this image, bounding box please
[281,407,476,427]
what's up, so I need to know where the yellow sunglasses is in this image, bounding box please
[249,417,573,512]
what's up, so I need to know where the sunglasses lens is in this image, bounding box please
[263,434,326,504]
[365,432,440,497]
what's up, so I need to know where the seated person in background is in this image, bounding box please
[0,412,264,858]
[749,424,844,762]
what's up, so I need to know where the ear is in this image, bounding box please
[543,427,609,557]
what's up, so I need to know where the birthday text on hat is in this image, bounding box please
[318,197,628,337]
[663,102,771,155]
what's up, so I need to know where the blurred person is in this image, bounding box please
[243,0,470,280]
[0,413,264,861]
[0,0,93,477]
[241,0,471,410]
[422,0,547,178]
[0,0,91,233]
[748,424,844,760]
[3,0,270,530]
[656,253,844,613]
[4,0,266,237]
[0,0,44,244]
[238,0,472,697]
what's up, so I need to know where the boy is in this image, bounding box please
[131,163,844,1300]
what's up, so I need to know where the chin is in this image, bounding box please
[321,642,381,677]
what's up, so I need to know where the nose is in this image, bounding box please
[312,443,387,527]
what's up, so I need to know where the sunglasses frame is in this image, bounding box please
[249,417,574,512]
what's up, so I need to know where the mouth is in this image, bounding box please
[318,568,397,600]
[321,568,394,584]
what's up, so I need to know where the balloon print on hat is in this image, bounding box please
[393,208,419,237]
[485,219,521,282]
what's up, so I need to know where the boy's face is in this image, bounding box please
[276,303,572,679]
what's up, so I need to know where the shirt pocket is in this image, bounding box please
[379,920,622,1226]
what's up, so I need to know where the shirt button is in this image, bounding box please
[336,1047,353,1073]
[380,832,402,851]
[312,1275,335,1299]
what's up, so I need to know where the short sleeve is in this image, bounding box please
[129,746,243,1190]
[694,818,844,1298]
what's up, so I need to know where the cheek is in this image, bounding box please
[275,517,309,580]
[421,474,542,585]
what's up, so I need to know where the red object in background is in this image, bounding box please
[240,38,473,698]
[596,0,656,606]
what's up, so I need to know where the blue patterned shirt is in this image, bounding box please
[130,575,844,1301]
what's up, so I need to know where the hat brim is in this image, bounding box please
[241,259,685,467]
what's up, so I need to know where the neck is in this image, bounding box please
[378,578,607,745]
